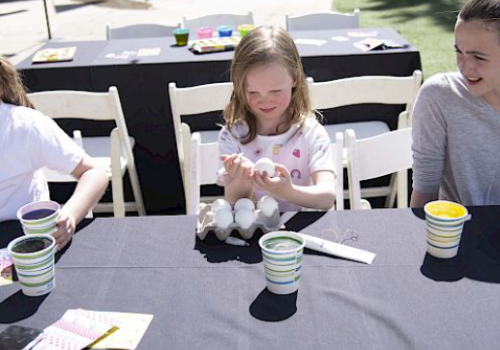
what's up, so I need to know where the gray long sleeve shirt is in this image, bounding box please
[412,72,500,205]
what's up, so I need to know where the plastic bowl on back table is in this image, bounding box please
[217,25,233,37]
[173,28,190,46]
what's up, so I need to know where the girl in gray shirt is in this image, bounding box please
[411,0,500,207]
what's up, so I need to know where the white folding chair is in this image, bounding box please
[181,11,254,33]
[346,128,413,210]
[28,87,146,217]
[106,23,179,40]
[308,70,422,207]
[168,82,233,210]
[285,9,360,31]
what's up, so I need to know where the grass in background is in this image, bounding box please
[334,0,467,79]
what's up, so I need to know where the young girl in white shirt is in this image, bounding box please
[218,25,337,211]
[0,56,108,249]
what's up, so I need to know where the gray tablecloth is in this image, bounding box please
[2,206,500,349]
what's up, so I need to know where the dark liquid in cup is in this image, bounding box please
[22,209,55,221]
[12,237,53,253]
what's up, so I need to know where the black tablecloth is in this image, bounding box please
[16,28,421,214]
[2,206,500,349]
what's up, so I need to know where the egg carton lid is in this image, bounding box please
[197,202,281,241]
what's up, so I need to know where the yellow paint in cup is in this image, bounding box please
[425,201,467,219]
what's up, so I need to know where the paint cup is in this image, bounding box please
[8,234,56,296]
[259,231,305,295]
[217,25,233,37]
[238,24,255,37]
[424,200,471,259]
[197,26,213,39]
[17,201,60,236]
[173,28,190,46]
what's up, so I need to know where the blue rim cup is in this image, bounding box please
[424,200,471,259]
[8,234,56,297]
[17,200,60,236]
[259,231,305,295]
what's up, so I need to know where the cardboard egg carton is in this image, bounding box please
[197,202,281,241]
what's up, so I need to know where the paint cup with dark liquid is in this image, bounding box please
[17,200,60,235]
[259,231,305,295]
[7,234,56,296]
[173,28,190,46]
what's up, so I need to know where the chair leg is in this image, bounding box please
[396,170,408,208]
[385,173,397,208]
[128,167,146,216]
[111,129,126,217]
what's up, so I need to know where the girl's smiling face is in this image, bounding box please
[244,63,297,133]
[455,19,500,108]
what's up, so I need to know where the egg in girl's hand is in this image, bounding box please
[213,208,234,229]
[253,158,275,177]
[257,195,279,217]
[211,198,232,212]
[234,198,255,211]
[234,208,256,230]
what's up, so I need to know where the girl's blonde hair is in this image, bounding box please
[224,25,312,144]
[0,56,33,108]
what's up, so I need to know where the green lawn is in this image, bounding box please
[334,0,467,80]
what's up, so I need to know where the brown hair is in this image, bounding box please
[0,56,33,108]
[223,25,312,144]
[459,0,500,40]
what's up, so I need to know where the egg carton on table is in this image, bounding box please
[197,203,281,241]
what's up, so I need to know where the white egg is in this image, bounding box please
[211,198,232,212]
[213,208,233,229]
[234,198,255,211]
[257,195,279,217]
[234,208,256,230]
[254,158,275,177]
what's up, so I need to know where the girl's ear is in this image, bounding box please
[292,77,298,88]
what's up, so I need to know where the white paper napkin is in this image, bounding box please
[297,233,376,264]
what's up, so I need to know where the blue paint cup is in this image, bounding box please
[217,25,234,37]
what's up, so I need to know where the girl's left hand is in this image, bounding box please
[52,209,76,251]
[253,163,293,199]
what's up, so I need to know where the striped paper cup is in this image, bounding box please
[17,201,60,236]
[424,200,471,259]
[7,234,56,297]
[259,231,305,295]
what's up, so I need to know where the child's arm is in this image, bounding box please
[221,154,255,203]
[53,155,108,250]
[254,163,336,210]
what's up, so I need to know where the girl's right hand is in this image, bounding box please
[221,154,254,181]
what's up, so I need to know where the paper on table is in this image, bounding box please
[294,38,327,46]
[0,249,13,286]
[89,312,153,350]
[297,233,376,264]
[137,48,161,57]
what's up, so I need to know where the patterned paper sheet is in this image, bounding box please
[32,309,116,350]
[0,249,13,286]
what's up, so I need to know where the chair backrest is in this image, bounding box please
[331,131,344,210]
[106,23,180,40]
[28,87,135,177]
[168,81,233,187]
[346,128,413,210]
[286,9,360,31]
[309,70,422,128]
[188,132,220,215]
[181,11,254,32]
